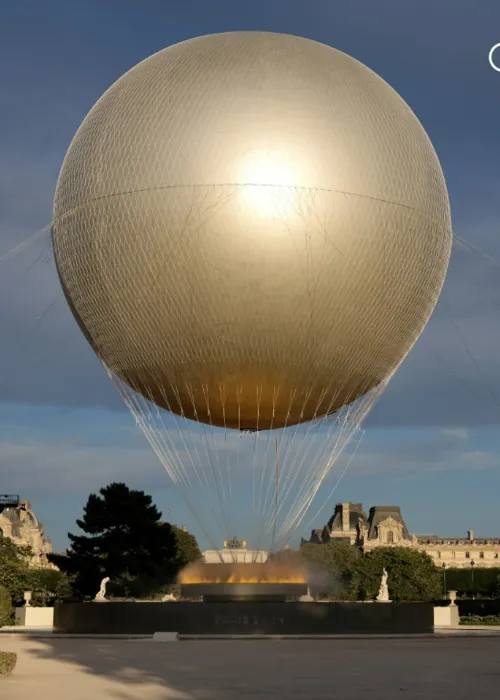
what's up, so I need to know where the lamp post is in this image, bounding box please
[442,562,447,597]
[470,560,476,599]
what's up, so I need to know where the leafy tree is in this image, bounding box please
[27,569,71,607]
[0,535,70,607]
[360,547,441,602]
[300,541,364,600]
[31,568,62,592]
[171,525,202,570]
[54,574,76,601]
[0,535,32,604]
[49,483,182,598]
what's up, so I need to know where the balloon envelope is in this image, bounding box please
[52,32,452,429]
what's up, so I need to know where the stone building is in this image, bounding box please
[0,495,54,568]
[303,502,500,569]
[203,537,268,564]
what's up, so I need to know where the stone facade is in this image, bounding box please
[0,496,54,568]
[203,537,268,564]
[303,502,500,569]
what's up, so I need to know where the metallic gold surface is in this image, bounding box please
[52,32,452,430]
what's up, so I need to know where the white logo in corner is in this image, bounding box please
[489,44,500,72]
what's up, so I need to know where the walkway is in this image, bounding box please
[1,635,500,698]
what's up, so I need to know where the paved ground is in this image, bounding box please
[1,636,500,699]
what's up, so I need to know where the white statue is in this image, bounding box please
[161,593,177,602]
[299,586,313,602]
[376,568,391,602]
[94,576,110,602]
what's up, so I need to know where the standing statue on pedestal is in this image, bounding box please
[94,577,110,602]
[376,568,391,602]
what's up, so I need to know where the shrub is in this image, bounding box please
[0,651,17,676]
[0,586,12,628]
[30,589,54,608]
[28,569,74,606]
[54,574,75,600]
[460,614,500,626]
[444,567,500,597]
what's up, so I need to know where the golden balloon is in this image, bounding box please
[52,32,452,430]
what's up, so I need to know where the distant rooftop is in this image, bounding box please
[0,495,20,512]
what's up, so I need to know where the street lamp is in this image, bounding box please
[470,560,476,599]
[442,562,447,597]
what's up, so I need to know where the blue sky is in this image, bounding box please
[1,0,500,551]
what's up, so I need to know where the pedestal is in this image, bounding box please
[15,606,54,628]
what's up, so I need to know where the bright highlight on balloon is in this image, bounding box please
[240,150,299,217]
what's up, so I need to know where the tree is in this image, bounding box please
[0,535,32,605]
[360,547,441,602]
[49,482,180,598]
[300,541,363,600]
[29,569,68,607]
[171,525,202,570]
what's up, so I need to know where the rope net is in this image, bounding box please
[107,366,389,553]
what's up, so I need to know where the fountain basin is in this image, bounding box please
[181,582,307,602]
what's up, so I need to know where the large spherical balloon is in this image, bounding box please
[52,32,452,430]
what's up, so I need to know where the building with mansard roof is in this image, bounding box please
[302,502,500,569]
[0,495,55,569]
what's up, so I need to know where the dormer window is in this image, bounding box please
[387,531,394,544]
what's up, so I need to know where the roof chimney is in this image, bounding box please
[342,503,350,532]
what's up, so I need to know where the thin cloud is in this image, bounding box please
[440,427,469,441]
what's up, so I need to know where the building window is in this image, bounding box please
[452,551,456,559]
[437,551,441,559]
[480,552,485,559]
[465,552,470,559]
[495,553,499,559]
[387,531,394,544]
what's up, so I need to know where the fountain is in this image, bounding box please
[54,555,434,636]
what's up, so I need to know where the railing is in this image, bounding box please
[0,494,20,506]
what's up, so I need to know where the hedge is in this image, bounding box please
[0,652,16,676]
[460,614,500,626]
[442,567,500,597]
[457,599,500,616]
[0,587,12,628]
